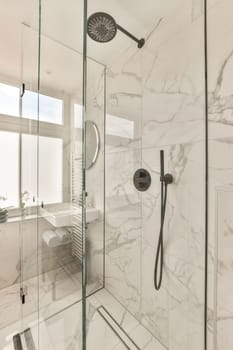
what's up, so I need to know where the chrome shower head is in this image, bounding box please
[87,12,117,43]
[87,12,145,48]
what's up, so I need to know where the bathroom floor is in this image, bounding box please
[1,285,165,350]
[0,259,98,349]
[0,261,82,331]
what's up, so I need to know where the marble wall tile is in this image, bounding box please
[144,0,204,56]
[105,142,205,349]
[142,13,205,149]
[86,61,106,290]
[207,0,233,348]
[105,149,142,317]
[104,1,206,348]
[72,59,106,291]
[214,188,233,350]
[0,222,20,289]
[208,139,233,349]
[138,4,205,345]
[192,0,204,21]
[86,220,105,292]
[106,47,143,153]
[0,216,78,292]
[0,218,51,290]
[141,142,205,349]
[42,296,130,350]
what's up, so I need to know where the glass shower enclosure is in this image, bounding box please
[84,1,206,349]
[0,0,211,349]
[0,0,91,348]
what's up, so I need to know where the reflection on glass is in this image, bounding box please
[86,121,100,169]
[0,131,19,207]
[22,135,63,206]
[74,103,83,128]
[22,90,63,124]
[0,83,19,117]
[0,81,63,125]
[106,113,134,139]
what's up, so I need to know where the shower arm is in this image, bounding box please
[160,150,173,185]
[117,24,145,48]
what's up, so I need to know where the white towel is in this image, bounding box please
[55,228,70,243]
[42,230,60,248]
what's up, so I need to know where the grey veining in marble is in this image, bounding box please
[207,1,233,349]
[105,1,206,349]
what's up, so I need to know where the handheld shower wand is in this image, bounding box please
[160,149,164,182]
[154,150,173,291]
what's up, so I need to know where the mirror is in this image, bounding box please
[86,120,100,169]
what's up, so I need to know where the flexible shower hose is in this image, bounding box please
[154,181,168,291]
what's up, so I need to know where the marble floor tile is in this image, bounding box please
[88,290,164,350]
[129,324,166,350]
[0,261,82,332]
[112,343,128,350]
[37,296,128,350]
[1,287,165,350]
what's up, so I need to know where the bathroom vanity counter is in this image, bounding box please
[40,202,99,227]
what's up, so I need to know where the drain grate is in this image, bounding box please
[97,306,140,350]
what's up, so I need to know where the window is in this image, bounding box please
[74,103,83,128]
[22,90,63,124]
[0,83,19,117]
[0,131,19,208]
[0,81,65,211]
[22,135,63,206]
[0,82,63,124]
[106,113,134,139]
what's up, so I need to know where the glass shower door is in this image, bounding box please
[36,0,88,349]
[0,1,41,348]
[19,6,41,347]
[0,1,89,349]
[85,1,206,350]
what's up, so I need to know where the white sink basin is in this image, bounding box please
[40,203,99,227]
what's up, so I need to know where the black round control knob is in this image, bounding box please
[133,169,151,191]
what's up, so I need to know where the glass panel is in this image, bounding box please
[207,0,233,348]
[0,82,19,117]
[37,0,86,348]
[85,61,105,295]
[0,1,40,348]
[0,131,19,208]
[38,136,63,204]
[19,10,41,350]
[73,62,106,295]
[86,2,206,350]
[0,1,88,349]
[0,83,63,124]
[0,2,209,350]
[0,81,64,125]
[22,90,63,124]
[22,134,63,206]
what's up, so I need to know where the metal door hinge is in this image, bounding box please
[20,286,27,305]
[20,83,25,98]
